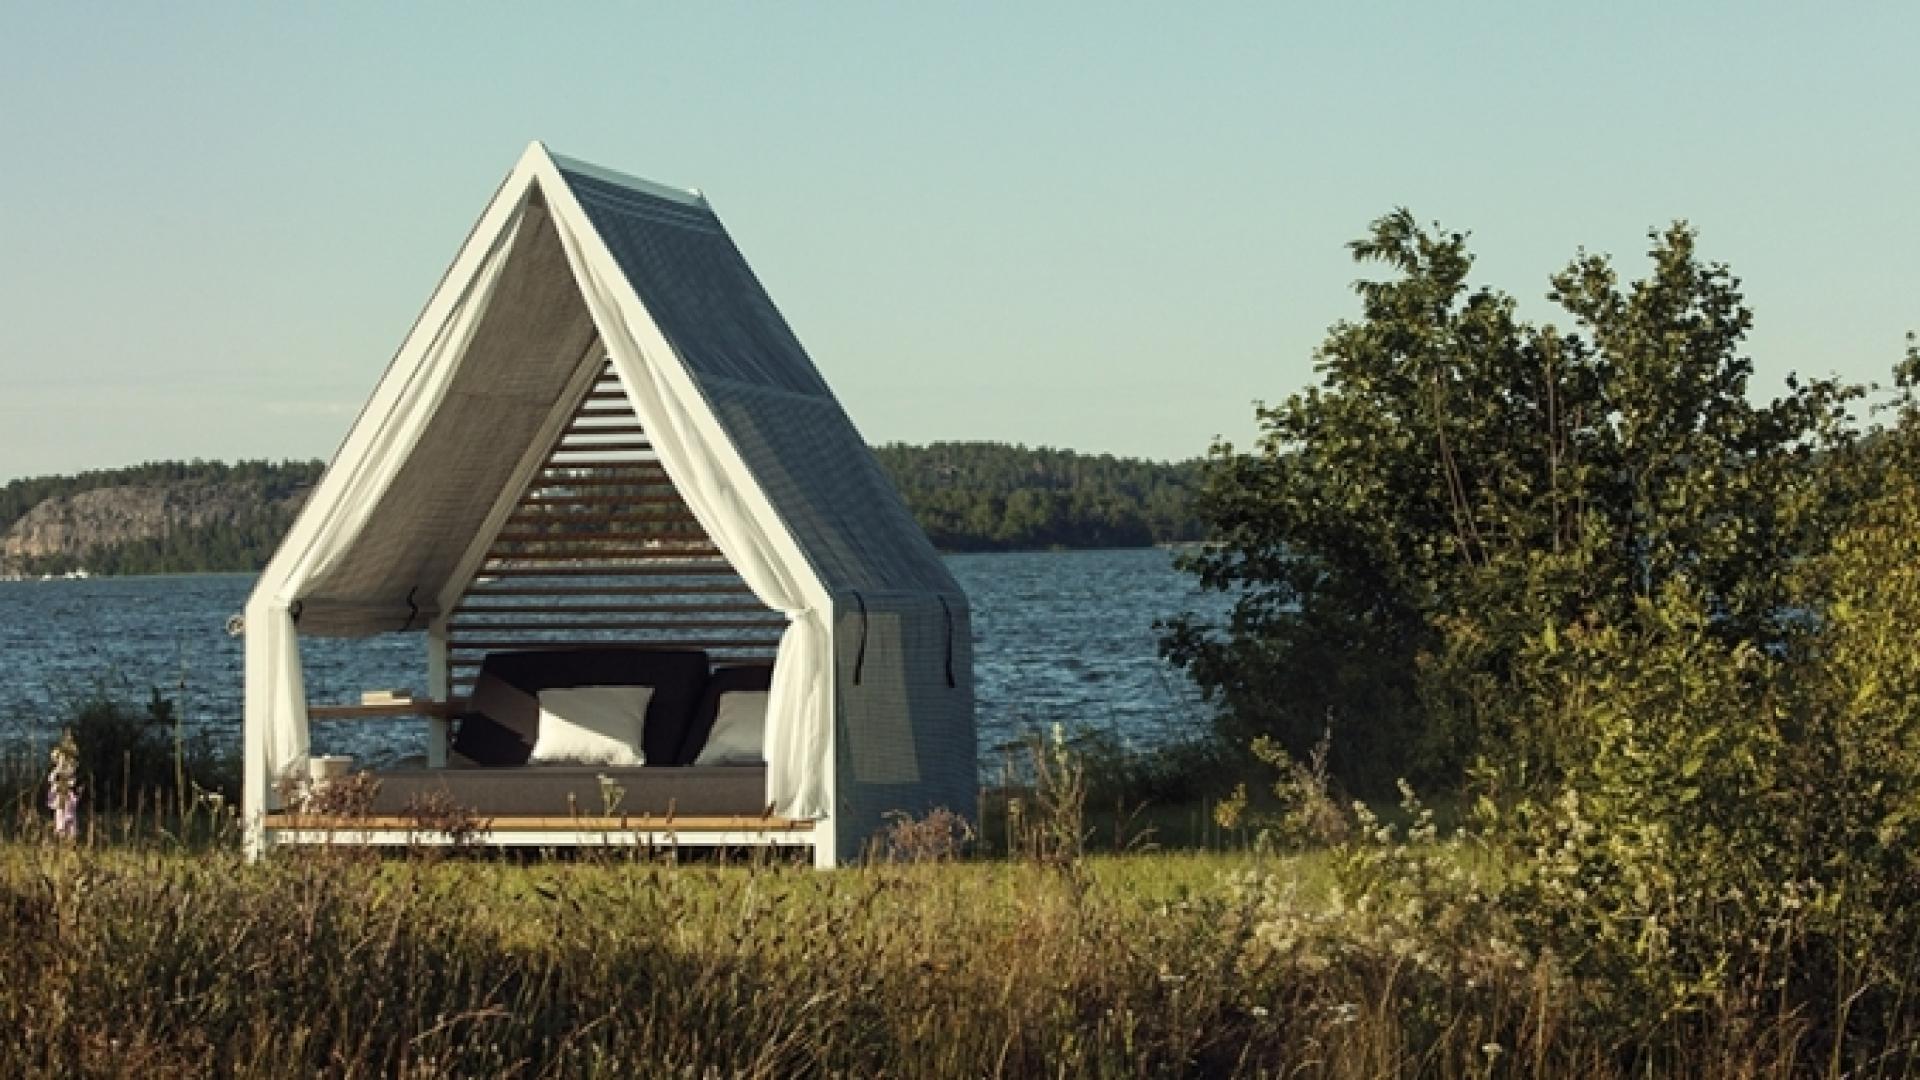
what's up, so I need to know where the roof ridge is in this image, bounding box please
[546,149,707,208]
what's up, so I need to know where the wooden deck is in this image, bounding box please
[261,812,815,849]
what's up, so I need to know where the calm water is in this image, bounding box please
[0,548,1225,764]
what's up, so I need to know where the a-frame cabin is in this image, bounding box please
[243,144,975,867]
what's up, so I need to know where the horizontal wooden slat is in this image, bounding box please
[491,530,708,546]
[475,564,737,578]
[463,582,757,597]
[505,512,698,527]
[492,534,711,545]
[449,618,783,632]
[455,602,769,615]
[533,458,661,472]
[518,494,685,507]
[449,635,781,652]
[531,473,669,488]
[549,440,653,453]
[572,406,638,418]
[533,464,669,476]
[484,548,724,562]
[562,423,648,437]
[523,484,675,497]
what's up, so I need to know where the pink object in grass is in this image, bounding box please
[45,732,80,840]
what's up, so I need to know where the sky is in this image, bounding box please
[0,3,1915,480]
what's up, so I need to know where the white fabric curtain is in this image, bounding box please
[542,175,834,820]
[242,204,529,831]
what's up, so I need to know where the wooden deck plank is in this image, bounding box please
[265,813,813,832]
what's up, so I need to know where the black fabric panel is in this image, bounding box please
[467,670,538,742]
[450,712,533,766]
[681,663,774,765]
[477,648,711,766]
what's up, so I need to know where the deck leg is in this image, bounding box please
[427,620,451,767]
[426,719,450,768]
[812,817,838,869]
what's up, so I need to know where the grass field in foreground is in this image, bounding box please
[2,828,1892,1079]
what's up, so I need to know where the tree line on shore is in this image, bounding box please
[0,444,1203,575]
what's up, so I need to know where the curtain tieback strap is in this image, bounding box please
[851,591,868,686]
[938,596,957,688]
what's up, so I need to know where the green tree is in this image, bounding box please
[870,441,1205,551]
[1162,210,1858,792]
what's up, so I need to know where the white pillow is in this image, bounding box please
[530,686,653,766]
[694,691,768,766]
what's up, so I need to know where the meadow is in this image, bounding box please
[3,726,1917,1079]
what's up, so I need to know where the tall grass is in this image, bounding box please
[6,828,1916,1078]
[4,700,1919,1075]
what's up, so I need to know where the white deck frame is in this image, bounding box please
[263,819,817,852]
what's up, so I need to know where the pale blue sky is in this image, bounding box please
[1,3,1915,480]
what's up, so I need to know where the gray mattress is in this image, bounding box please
[366,766,769,817]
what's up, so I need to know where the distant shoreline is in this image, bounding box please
[3,447,1204,577]
[0,544,1186,583]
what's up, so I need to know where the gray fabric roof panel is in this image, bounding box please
[711,388,962,600]
[557,164,831,399]
[554,162,965,603]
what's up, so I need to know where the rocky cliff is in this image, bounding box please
[0,481,311,575]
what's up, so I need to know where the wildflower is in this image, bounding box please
[596,773,626,816]
[46,730,80,840]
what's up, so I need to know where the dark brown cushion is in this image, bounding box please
[682,663,774,765]
[449,711,533,766]
[456,648,711,767]
[448,670,543,766]
[469,670,539,741]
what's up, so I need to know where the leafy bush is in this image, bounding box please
[1462,479,1920,1063]
[1164,211,1859,794]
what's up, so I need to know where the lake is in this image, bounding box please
[0,548,1227,765]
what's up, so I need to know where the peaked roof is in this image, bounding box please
[271,143,959,636]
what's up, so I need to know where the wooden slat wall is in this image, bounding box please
[445,360,782,693]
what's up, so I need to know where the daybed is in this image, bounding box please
[365,647,775,819]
